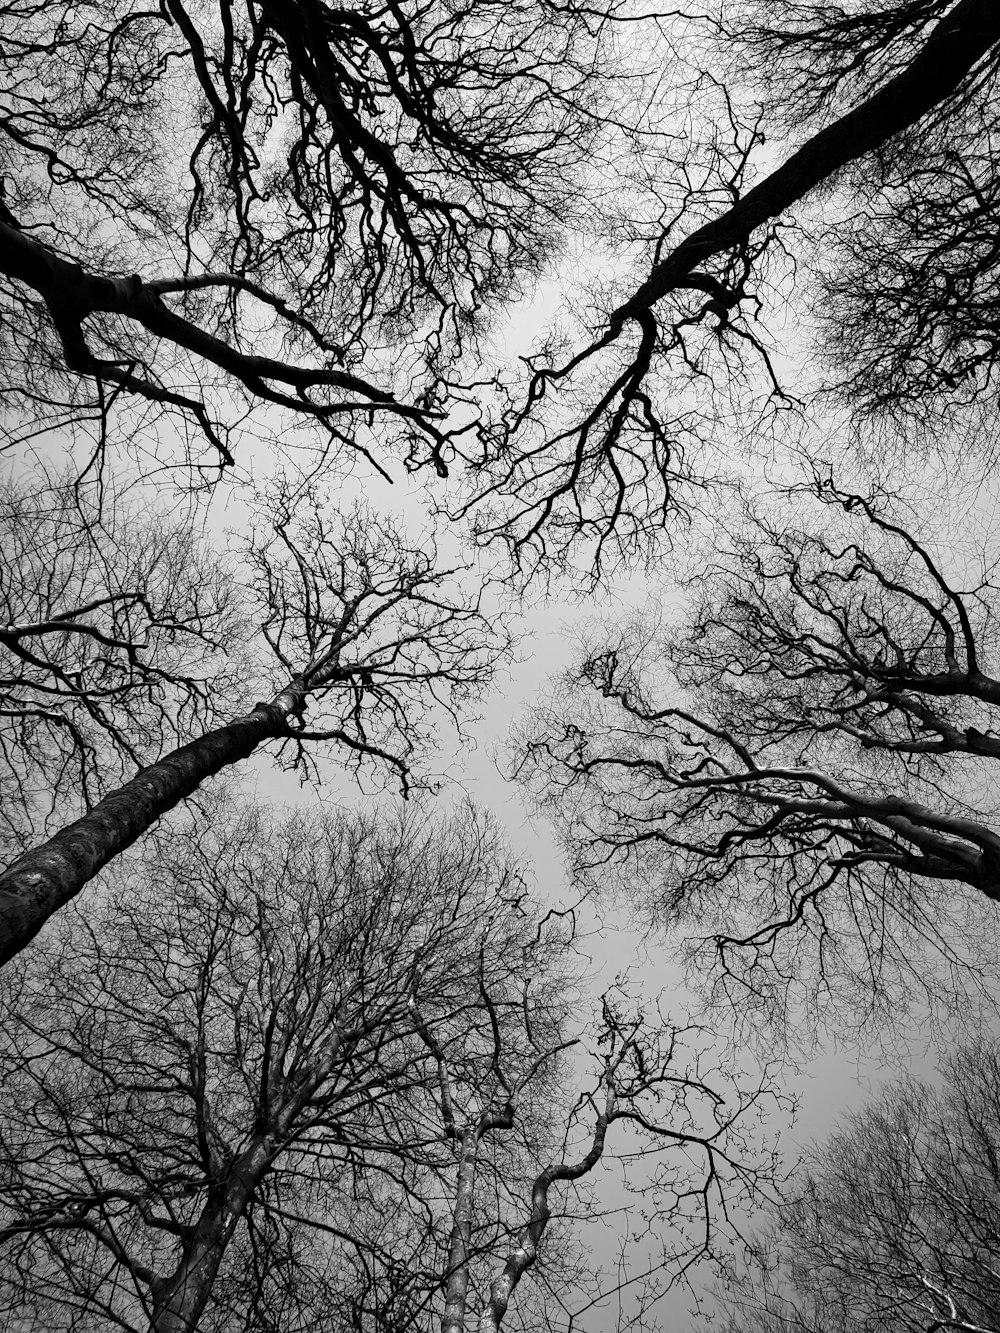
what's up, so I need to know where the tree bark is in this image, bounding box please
[0,687,303,965]
[478,1096,611,1333]
[438,1100,517,1333]
[442,1128,481,1333]
[149,1138,275,1333]
[614,0,1000,320]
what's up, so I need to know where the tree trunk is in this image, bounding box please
[0,688,302,964]
[149,1138,275,1333]
[442,1128,480,1333]
[614,0,1000,320]
[478,1098,612,1333]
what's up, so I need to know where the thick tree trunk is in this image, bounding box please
[149,1138,275,1333]
[146,1020,345,1330]
[0,688,302,964]
[614,0,1000,319]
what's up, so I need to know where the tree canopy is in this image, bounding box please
[6,0,1000,1328]
[0,795,778,1332]
[713,1038,1000,1333]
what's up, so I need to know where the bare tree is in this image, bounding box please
[0,793,780,1333]
[0,796,574,1332]
[432,995,781,1333]
[0,471,244,849]
[0,0,649,478]
[712,1037,1000,1333]
[718,1,1000,430]
[463,0,1000,576]
[7,1,1000,558]
[516,468,1000,1019]
[0,485,510,963]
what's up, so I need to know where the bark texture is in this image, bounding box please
[0,696,297,963]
